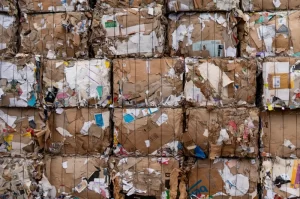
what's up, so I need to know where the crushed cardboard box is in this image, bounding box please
[188,158,259,198]
[18,0,90,13]
[168,0,239,12]
[110,157,184,198]
[43,59,111,107]
[261,157,300,198]
[0,156,54,198]
[0,55,41,107]
[113,58,184,107]
[242,0,300,11]
[20,12,91,59]
[260,110,300,158]
[240,11,300,58]
[168,12,239,57]
[91,5,166,58]
[262,57,300,110]
[47,108,111,155]
[0,0,17,15]
[113,108,183,156]
[45,156,110,198]
[0,13,18,57]
[183,108,259,159]
[0,108,49,156]
[184,57,257,107]
[97,0,164,8]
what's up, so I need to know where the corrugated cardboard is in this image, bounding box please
[262,57,300,109]
[18,0,90,13]
[261,157,300,198]
[184,58,257,107]
[45,156,109,198]
[0,157,54,198]
[113,58,184,107]
[98,0,164,8]
[168,0,239,12]
[168,12,239,57]
[188,158,259,198]
[0,55,42,107]
[47,108,111,155]
[0,0,17,15]
[260,110,300,158]
[90,6,166,58]
[183,108,259,159]
[0,14,18,57]
[242,0,300,11]
[43,59,111,107]
[20,12,91,59]
[110,157,180,198]
[240,11,300,58]
[113,108,183,156]
[0,108,48,156]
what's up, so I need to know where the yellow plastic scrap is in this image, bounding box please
[4,134,13,151]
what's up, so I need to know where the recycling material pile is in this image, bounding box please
[0,0,299,198]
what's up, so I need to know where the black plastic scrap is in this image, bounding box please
[274,176,291,188]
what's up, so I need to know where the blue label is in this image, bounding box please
[189,180,208,196]
[94,114,104,127]
[123,114,135,123]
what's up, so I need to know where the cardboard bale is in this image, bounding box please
[261,157,300,199]
[168,0,239,12]
[113,108,183,156]
[0,55,42,107]
[184,57,257,107]
[188,158,259,198]
[0,14,18,57]
[90,5,166,58]
[168,12,239,57]
[0,157,54,198]
[262,57,300,109]
[240,11,300,58]
[0,108,48,156]
[47,108,111,155]
[0,0,17,15]
[113,58,184,107]
[183,108,259,159]
[19,0,90,13]
[110,157,182,198]
[242,0,300,11]
[20,12,91,59]
[260,110,300,158]
[45,156,110,198]
[43,59,111,107]
[97,0,164,8]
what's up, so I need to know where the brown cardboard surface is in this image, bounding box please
[0,13,18,57]
[188,158,259,198]
[0,55,42,107]
[18,0,90,13]
[47,108,111,155]
[43,59,111,107]
[113,58,184,107]
[113,108,183,156]
[98,0,164,7]
[184,58,257,107]
[0,0,17,15]
[168,0,239,11]
[90,6,166,58]
[240,11,300,58]
[110,157,180,198]
[183,108,259,159]
[20,12,91,59]
[242,0,300,11]
[260,110,300,158]
[0,108,48,155]
[46,156,109,198]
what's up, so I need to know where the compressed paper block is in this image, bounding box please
[113,58,184,107]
